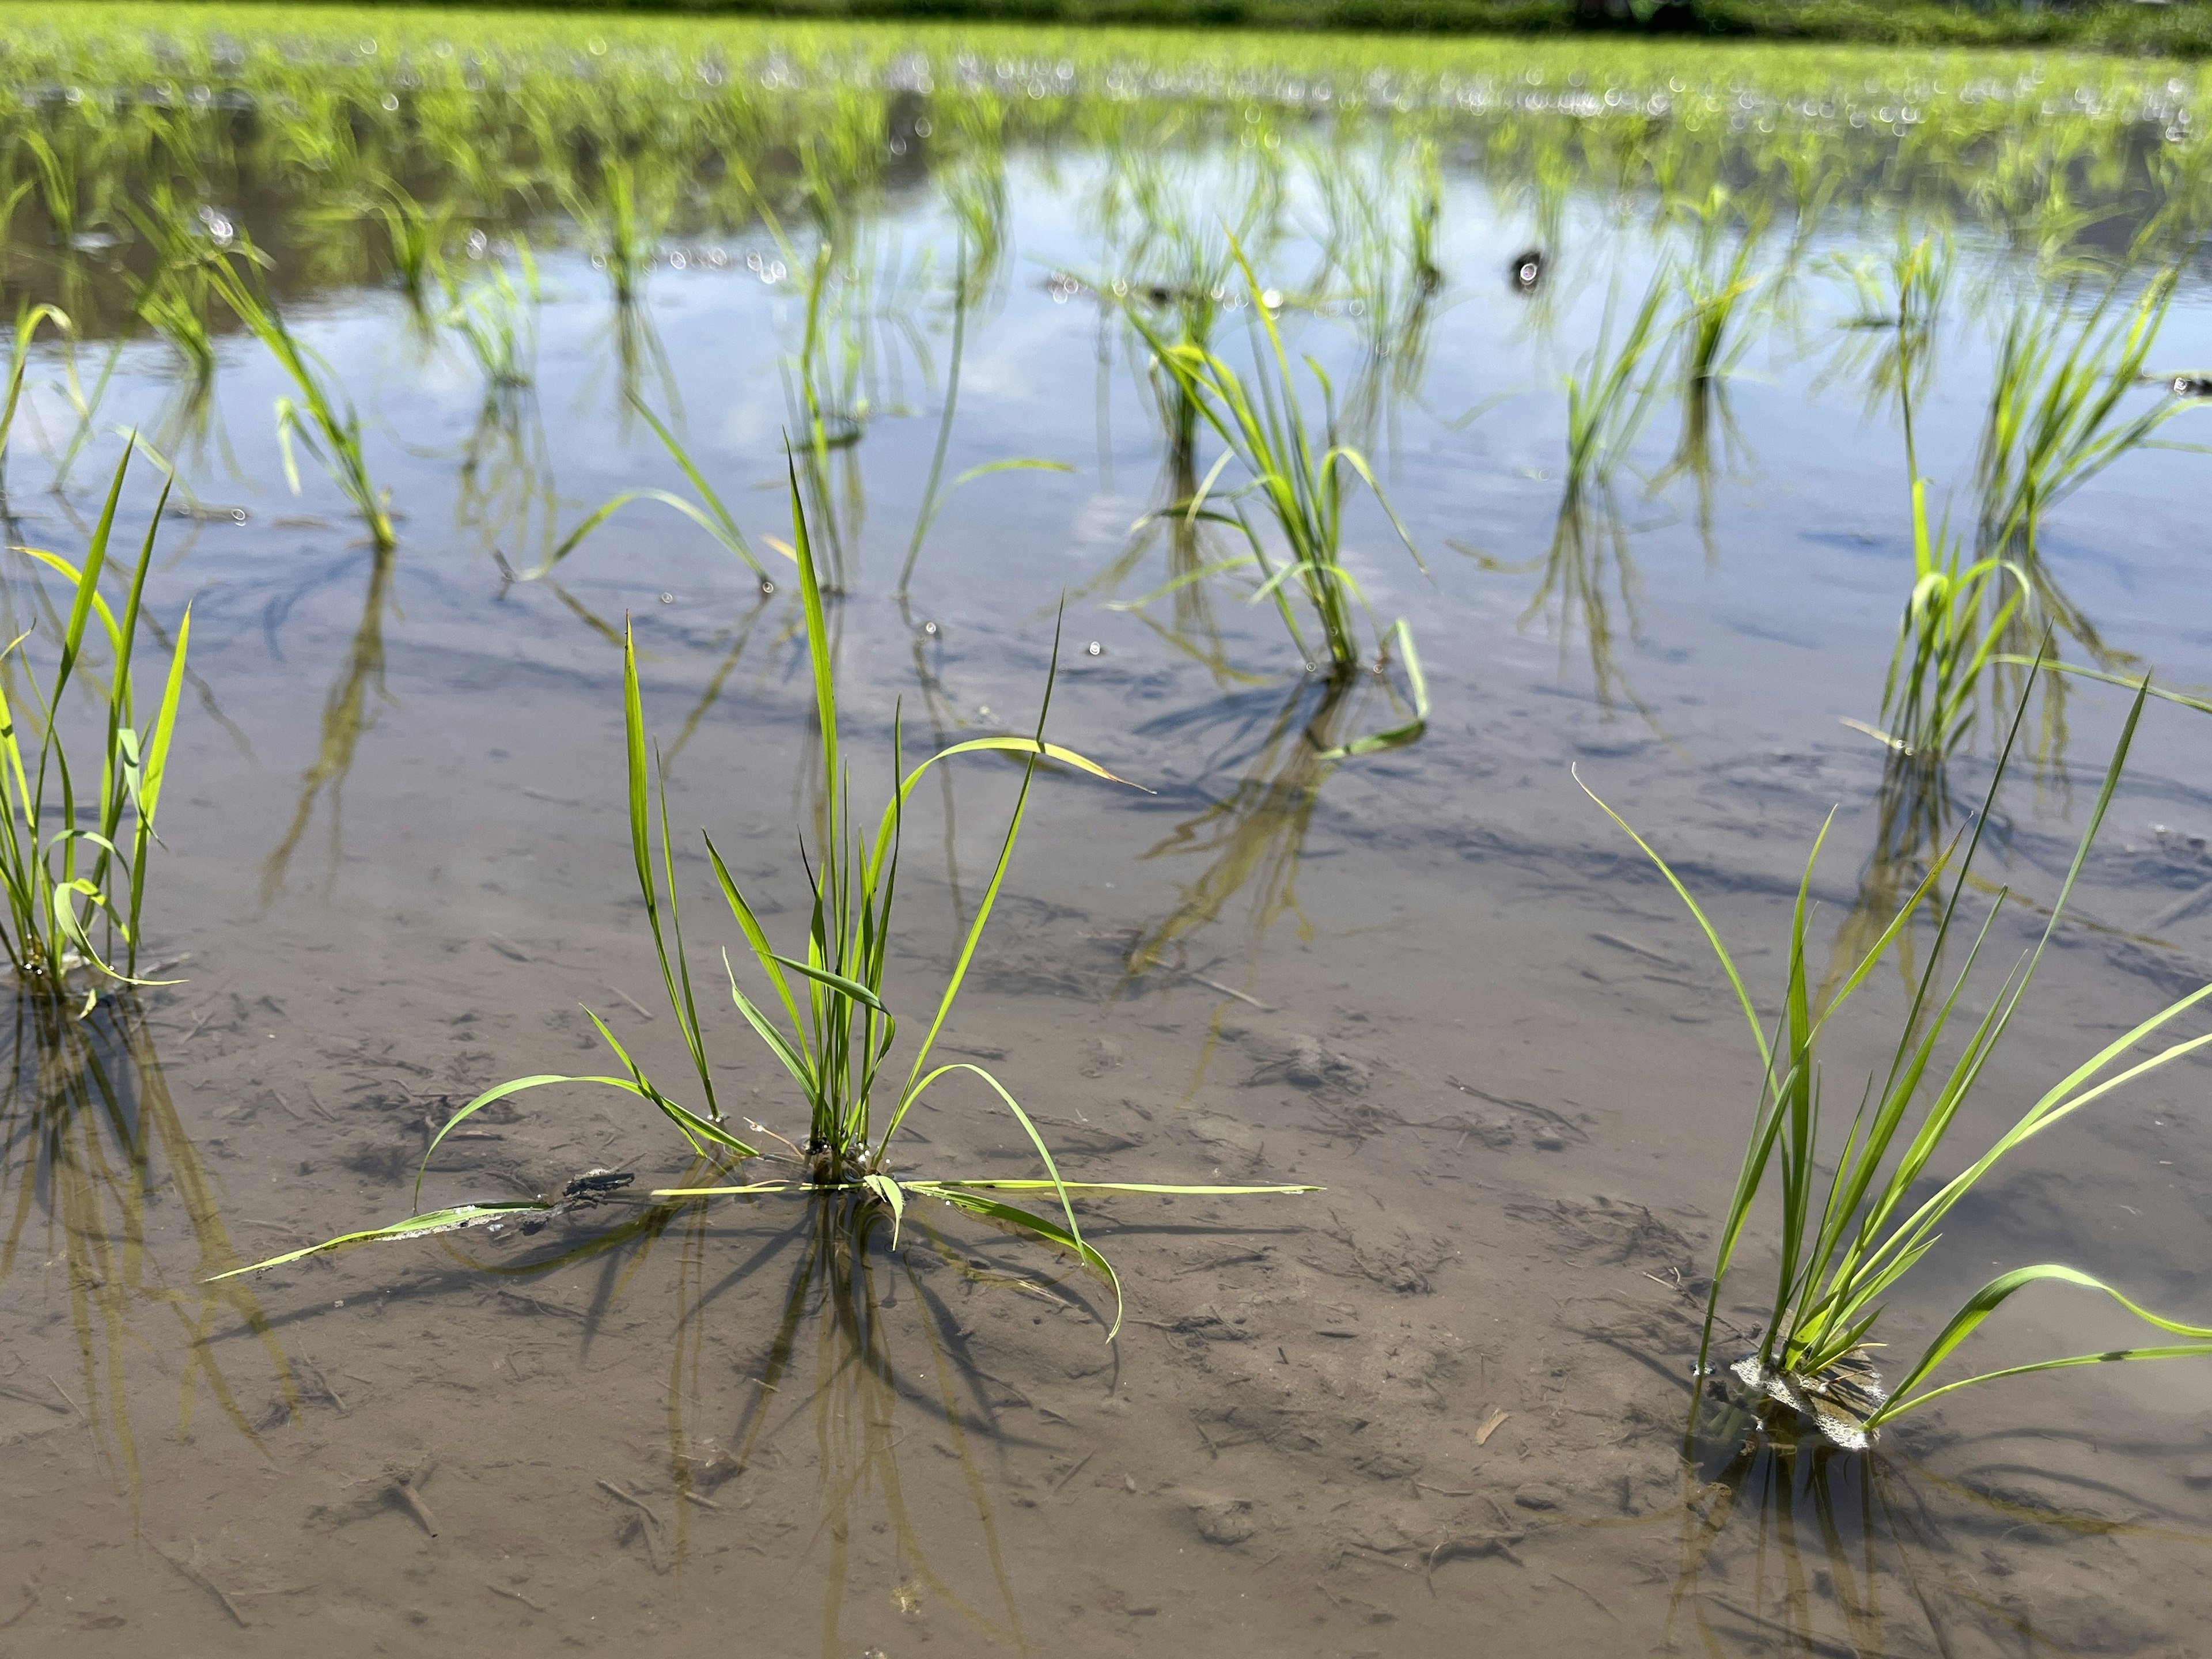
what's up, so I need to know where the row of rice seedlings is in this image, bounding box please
[200,239,397,554]
[0,343,191,1001]
[1585,673,2212,1453]
[9,14,2210,311]
[1122,239,1426,696]
[218,476,1316,1335]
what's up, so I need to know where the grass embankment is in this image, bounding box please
[68,0,2212,55]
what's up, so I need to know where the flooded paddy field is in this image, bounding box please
[3,8,2212,1654]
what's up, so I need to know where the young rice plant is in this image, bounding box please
[1581,674,2212,1450]
[0,363,192,1002]
[217,473,1315,1334]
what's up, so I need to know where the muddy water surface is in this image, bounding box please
[6,44,2212,1658]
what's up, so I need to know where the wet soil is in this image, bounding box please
[3,137,2212,1659]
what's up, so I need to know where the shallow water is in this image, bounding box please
[5,24,2212,1657]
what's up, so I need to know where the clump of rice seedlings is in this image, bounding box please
[369,180,450,321]
[219,479,1315,1335]
[202,239,396,554]
[122,191,232,468]
[1560,268,1673,499]
[1123,238,1426,685]
[0,403,191,1001]
[441,238,539,399]
[1819,233,1948,432]
[1583,678,2212,1453]
[1859,484,2025,766]
[1976,271,2196,581]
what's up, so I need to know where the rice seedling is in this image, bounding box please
[442,238,539,400]
[1818,233,1948,436]
[1122,238,1426,686]
[563,155,670,310]
[369,180,450,322]
[444,253,557,570]
[536,395,766,584]
[1582,676,2212,1453]
[1559,269,1673,499]
[0,387,191,1001]
[217,477,1316,1334]
[201,238,396,554]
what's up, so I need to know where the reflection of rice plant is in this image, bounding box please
[1662,212,1762,500]
[1123,669,1422,988]
[0,413,191,997]
[659,1195,1037,1636]
[224,482,1314,1334]
[1126,242,1425,682]
[1467,271,1668,719]
[1,993,296,1511]
[203,241,396,554]
[1304,136,1447,452]
[1584,681,2212,1454]
[259,546,395,903]
[445,250,556,566]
